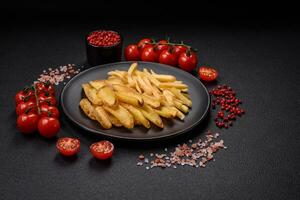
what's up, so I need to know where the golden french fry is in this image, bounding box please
[132,76,142,93]
[169,88,192,107]
[113,84,143,103]
[153,74,176,82]
[89,80,106,90]
[181,88,189,93]
[103,105,134,129]
[154,106,177,118]
[142,94,160,108]
[137,75,152,95]
[79,98,96,120]
[173,100,189,113]
[139,105,163,128]
[97,86,116,106]
[107,71,127,82]
[162,90,175,106]
[107,114,122,127]
[121,103,151,129]
[159,82,188,89]
[94,106,112,129]
[105,78,124,86]
[115,91,143,107]
[127,62,138,87]
[82,83,102,105]
[170,107,185,120]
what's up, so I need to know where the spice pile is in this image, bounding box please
[137,130,226,169]
[37,64,81,85]
[210,85,245,129]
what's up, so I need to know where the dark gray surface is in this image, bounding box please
[0,20,299,200]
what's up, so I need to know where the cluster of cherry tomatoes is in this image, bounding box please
[125,38,198,72]
[15,82,114,159]
[15,82,60,138]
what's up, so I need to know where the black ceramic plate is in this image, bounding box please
[60,61,210,140]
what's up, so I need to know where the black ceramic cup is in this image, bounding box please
[85,30,123,67]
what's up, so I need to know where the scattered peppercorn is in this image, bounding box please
[87,30,121,47]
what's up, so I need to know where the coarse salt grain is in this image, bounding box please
[137,131,226,170]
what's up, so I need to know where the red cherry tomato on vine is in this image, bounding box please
[141,46,159,62]
[39,105,60,118]
[178,51,198,72]
[15,90,35,105]
[137,38,153,53]
[172,45,188,58]
[124,44,141,61]
[38,117,60,138]
[155,40,169,56]
[159,50,178,66]
[90,140,114,160]
[36,82,55,95]
[198,66,218,81]
[57,137,80,156]
[16,101,37,115]
[17,113,39,134]
[38,93,57,106]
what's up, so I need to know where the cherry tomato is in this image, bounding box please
[38,117,60,138]
[172,45,188,58]
[57,137,80,156]
[15,90,35,105]
[38,93,57,106]
[178,51,198,72]
[155,40,169,56]
[36,82,55,95]
[137,38,153,53]
[158,49,178,66]
[141,46,159,62]
[17,113,39,134]
[16,101,37,115]
[90,140,114,160]
[124,44,141,61]
[199,66,218,81]
[39,105,60,118]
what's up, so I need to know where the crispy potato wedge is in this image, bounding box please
[103,105,134,129]
[82,83,102,105]
[89,80,106,90]
[154,106,177,118]
[159,82,188,89]
[105,78,124,86]
[115,91,143,107]
[97,86,116,106]
[113,84,143,103]
[139,105,163,128]
[169,88,192,107]
[121,103,151,129]
[94,106,112,129]
[142,94,160,108]
[79,98,96,120]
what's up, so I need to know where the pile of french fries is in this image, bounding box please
[79,63,192,129]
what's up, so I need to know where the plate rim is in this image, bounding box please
[60,61,210,141]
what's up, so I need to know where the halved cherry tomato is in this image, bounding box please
[199,66,218,81]
[137,38,153,53]
[178,51,198,72]
[155,40,169,56]
[124,44,141,61]
[172,45,188,58]
[38,117,60,138]
[38,93,57,106]
[17,113,39,134]
[16,101,37,115]
[39,105,60,118]
[159,49,178,66]
[57,137,80,156]
[90,140,114,160]
[141,46,159,62]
